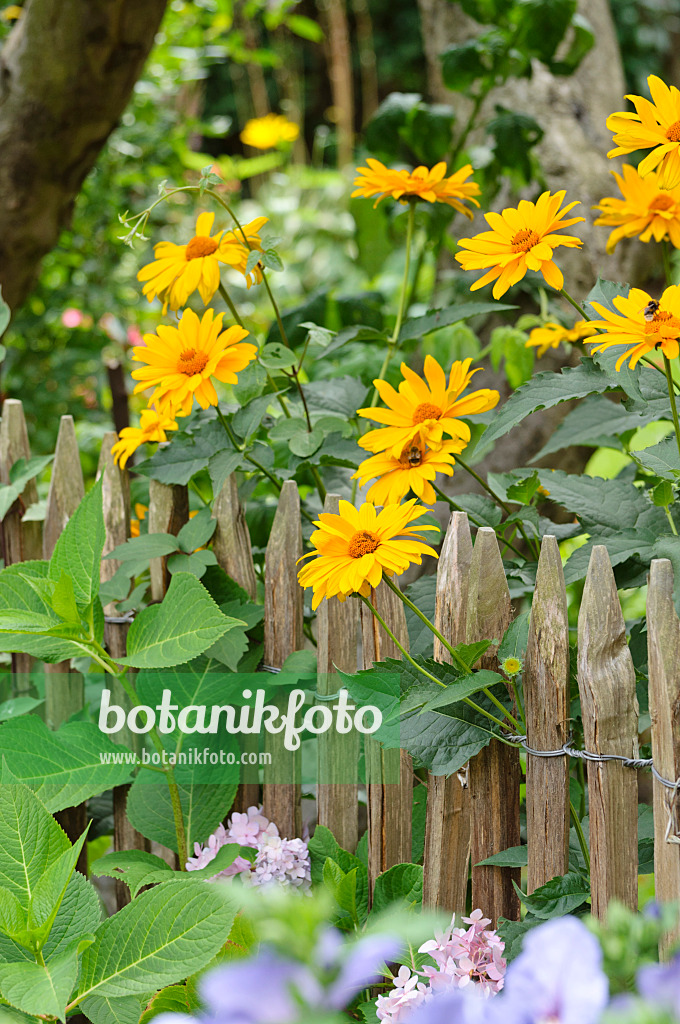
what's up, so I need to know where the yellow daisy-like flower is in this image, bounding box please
[587,285,680,370]
[240,114,300,150]
[593,165,680,253]
[130,503,149,538]
[525,319,598,358]
[217,216,269,289]
[353,438,466,506]
[137,212,268,312]
[455,191,584,299]
[131,308,258,416]
[352,159,480,218]
[1,5,22,20]
[111,407,179,470]
[607,75,680,190]
[297,499,438,610]
[357,356,499,459]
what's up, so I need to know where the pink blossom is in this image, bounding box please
[62,308,85,328]
[126,325,144,346]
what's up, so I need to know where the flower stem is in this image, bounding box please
[663,354,680,466]
[454,454,540,559]
[370,201,416,407]
[509,678,527,733]
[431,482,526,561]
[559,287,589,321]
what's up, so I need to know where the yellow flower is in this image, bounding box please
[111,408,179,470]
[593,165,680,252]
[607,75,680,190]
[502,657,522,677]
[525,319,598,357]
[216,216,269,289]
[353,438,466,506]
[455,190,584,299]
[587,285,680,370]
[130,503,149,538]
[131,308,258,416]
[352,159,480,217]
[1,5,22,20]
[137,212,268,312]
[357,356,499,459]
[240,114,300,149]
[297,499,438,610]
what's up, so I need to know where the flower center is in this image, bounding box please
[644,308,680,339]
[511,229,540,252]
[177,347,209,375]
[666,120,680,143]
[185,235,219,260]
[413,402,442,424]
[649,194,676,212]
[348,530,380,558]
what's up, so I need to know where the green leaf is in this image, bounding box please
[0,563,90,662]
[514,0,576,63]
[0,719,134,813]
[506,471,540,505]
[81,994,146,1024]
[534,468,665,535]
[403,577,436,658]
[49,572,81,626]
[8,456,54,494]
[530,394,655,462]
[307,827,368,918]
[261,248,283,272]
[135,420,228,486]
[0,939,92,1021]
[303,378,368,419]
[631,436,680,480]
[76,881,237,1001]
[415,670,504,716]
[232,394,276,442]
[548,12,594,74]
[91,851,175,900]
[400,102,456,167]
[176,509,216,553]
[126,776,238,855]
[440,32,509,92]
[514,872,590,919]
[166,550,218,579]
[498,612,530,667]
[104,535,180,576]
[208,450,243,496]
[288,428,324,458]
[652,480,675,508]
[480,360,618,449]
[476,845,528,867]
[119,573,242,669]
[28,829,89,949]
[0,699,42,723]
[398,302,515,344]
[259,343,297,371]
[48,477,105,607]
[372,864,423,912]
[204,625,250,670]
[0,784,70,912]
[285,13,324,40]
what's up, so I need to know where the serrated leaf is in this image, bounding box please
[81,993,146,1024]
[28,829,89,949]
[372,864,422,912]
[176,509,216,553]
[76,882,237,1001]
[0,938,91,1021]
[261,248,283,271]
[139,984,197,1023]
[514,872,590,919]
[91,851,175,900]
[0,784,70,912]
[631,436,680,480]
[398,302,516,343]
[531,394,655,462]
[119,574,242,669]
[416,670,504,715]
[48,477,105,607]
[498,612,530,666]
[135,420,227,486]
[476,845,528,868]
[49,572,81,626]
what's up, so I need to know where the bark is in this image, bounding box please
[0,0,169,314]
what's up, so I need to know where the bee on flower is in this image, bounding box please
[353,438,467,507]
[352,158,480,217]
[593,165,680,252]
[586,285,680,370]
[525,319,598,358]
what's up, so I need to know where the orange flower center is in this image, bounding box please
[186,235,218,260]
[177,347,209,375]
[644,309,680,336]
[511,229,540,252]
[649,194,676,212]
[665,120,680,143]
[348,530,380,558]
[413,402,442,424]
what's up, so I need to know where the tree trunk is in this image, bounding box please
[0,0,168,314]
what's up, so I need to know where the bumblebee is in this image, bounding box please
[643,299,660,322]
[407,445,422,467]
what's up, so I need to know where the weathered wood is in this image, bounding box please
[525,534,570,893]
[360,581,412,895]
[0,399,42,688]
[97,433,149,908]
[148,480,189,602]
[647,558,680,954]
[423,511,472,913]
[467,526,519,926]
[577,544,638,919]
[212,473,257,599]
[262,481,304,839]
[43,415,84,559]
[317,493,359,853]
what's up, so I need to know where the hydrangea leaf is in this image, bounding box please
[0,938,92,1021]
[372,864,423,913]
[514,872,590,919]
[48,476,105,608]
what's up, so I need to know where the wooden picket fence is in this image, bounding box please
[3,397,680,935]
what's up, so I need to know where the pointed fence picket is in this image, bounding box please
[6,402,680,935]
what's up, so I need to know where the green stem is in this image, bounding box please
[432,483,526,561]
[370,200,416,407]
[359,594,514,734]
[510,678,527,733]
[559,287,589,321]
[450,89,486,162]
[570,800,591,873]
[454,454,540,559]
[381,574,520,729]
[35,949,45,967]
[665,506,678,536]
[663,354,680,466]
[216,406,245,451]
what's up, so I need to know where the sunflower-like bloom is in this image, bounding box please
[525,319,598,358]
[353,437,466,506]
[357,356,499,459]
[352,159,480,217]
[607,76,680,190]
[137,213,268,312]
[240,114,300,149]
[455,191,584,299]
[131,308,258,416]
[587,285,680,370]
[593,165,680,253]
[297,499,438,609]
[111,407,179,469]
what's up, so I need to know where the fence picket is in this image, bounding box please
[98,434,150,907]
[647,558,680,953]
[578,544,638,919]
[262,481,303,840]
[467,526,519,925]
[423,510,472,913]
[213,473,257,599]
[525,534,570,893]
[360,582,412,895]
[317,493,359,853]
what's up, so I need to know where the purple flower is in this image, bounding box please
[637,954,680,1018]
[327,933,402,1009]
[502,916,608,1024]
